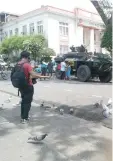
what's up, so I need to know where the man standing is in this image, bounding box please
[60,60,66,80]
[11,51,49,123]
[47,60,53,76]
[41,61,48,81]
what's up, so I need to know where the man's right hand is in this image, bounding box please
[42,76,51,79]
[30,71,51,79]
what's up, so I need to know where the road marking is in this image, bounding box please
[92,95,102,98]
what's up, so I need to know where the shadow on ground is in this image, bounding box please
[55,104,112,129]
[0,103,112,161]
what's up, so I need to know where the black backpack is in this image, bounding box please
[11,63,28,88]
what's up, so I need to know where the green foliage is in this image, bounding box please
[40,48,56,62]
[0,35,27,55]
[22,35,48,60]
[0,38,12,55]
[0,35,55,60]
[101,24,112,53]
[41,48,56,57]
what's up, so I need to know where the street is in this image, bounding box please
[0,78,112,106]
[0,78,112,161]
[0,0,112,160]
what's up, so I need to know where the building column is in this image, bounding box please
[90,29,94,53]
[76,26,83,46]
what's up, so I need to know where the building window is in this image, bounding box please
[9,30,13,36]
[29,23,34,35]
[59,22,68,36]
[37,21,43,34]
[60,45,68,54]
[22,25,27,35]
[15,28,18,35]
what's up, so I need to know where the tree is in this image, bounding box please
[41,48,56,57]
[22,35,47,60]
[101,24,112,54]
[0,38,12,55]
[40,48,56,62]
[0,34,55,61]
[0,36,27,56]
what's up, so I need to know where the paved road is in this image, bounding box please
[0,78,111,106]
[0,91,112,161]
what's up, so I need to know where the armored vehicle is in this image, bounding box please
[55,51,112,83]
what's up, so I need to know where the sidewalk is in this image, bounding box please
[0,91,112,161]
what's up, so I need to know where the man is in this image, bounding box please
[47,60,53,76]
[12,51,49,123]
[60,60,66,80]
[41,61,48,81]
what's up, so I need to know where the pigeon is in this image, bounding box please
[107,98,112,107]
[100,100,112,118]
[13,101,21,107]
[100,100,109,111]
[45,105,51,110]
[28,134,48,142]
[0,104,4,110]
[69,108,74,114]
[40,102,44,107]
[60,109,64,115]
[102,110,110,118]
[16,101,21,106]
[94,102,100,108]
[53,104,57,110]
[5,96,12,103]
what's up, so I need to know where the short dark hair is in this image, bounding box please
[20,51,30,59]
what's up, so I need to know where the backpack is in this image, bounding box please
[57,64,61,70]
[11,63,28,88]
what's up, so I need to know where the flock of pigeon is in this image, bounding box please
[99,98,112,118]
[28,98,112,142]
[0,95,112,143]
[41,101,74,115]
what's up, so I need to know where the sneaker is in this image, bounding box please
[28,115,31,119]
[21,119,28,124]
[26,117,30,121]
[14,101,21,107]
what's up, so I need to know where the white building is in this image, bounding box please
[0,5,105,55]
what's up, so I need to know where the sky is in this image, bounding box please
[0,0,99,15]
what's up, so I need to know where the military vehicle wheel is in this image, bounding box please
[77,65,91,82]
[99,72,112,83]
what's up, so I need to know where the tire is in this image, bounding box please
[99,72,112,83]
[55,70,61,79]
[77,65,91,82]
